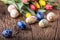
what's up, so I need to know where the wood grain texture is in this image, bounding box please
[0,0,60,40]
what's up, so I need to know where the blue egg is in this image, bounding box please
[17,21,26,29]
[2,29,12,38]
[36,12,44,21]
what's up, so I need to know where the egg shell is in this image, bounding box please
[8,5,16,13]
[47,12,56,21]
[17,21,26,29]
[36,12,44,21]
[26,16,37,24]
[2,29,12,38]
[10,9,19,18]
[39,19,49,27]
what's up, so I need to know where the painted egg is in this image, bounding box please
[47,12,56,21]
[8,5,16,12]
[39,19,49,27]
[10,9,19,18]
[36,12,44,21]
[17,21,26,29]
[2,29,12,38]
[26,16,37,24]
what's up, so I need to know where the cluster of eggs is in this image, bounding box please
[2,5,57,38]
[2,11,57,38]
[8,5,19,18]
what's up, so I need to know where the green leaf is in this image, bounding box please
[24,6,36,16]
[38,9,46,13]
[17,3,24,10]
[1,0,13,4]
[46,0,56,2]
[53,5,60,10]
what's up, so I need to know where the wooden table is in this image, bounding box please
[0,0,60,40]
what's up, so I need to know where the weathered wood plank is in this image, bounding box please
[44,10,58,40]
[0,2,33,40]
[0,0,60,40]
[55,11,60,40]
[31,10,58,40]
[31,23,45,40]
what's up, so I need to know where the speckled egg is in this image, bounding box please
[47,12,56,21]
[10,9,19,18]
[17,21,26,29]
[8,5,16,13]
[2,29,12,38]
[26,16,37,24]
[39,19,49,27]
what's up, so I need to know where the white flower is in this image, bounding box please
[26,16,37,24]
[8,5,16,13]
[10,9,19,18]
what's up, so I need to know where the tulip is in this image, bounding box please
[39,0,46,6]
[45,4,53,10]
[21,0,28,3]
[25,12,32,18]
[35,2,40,9]
[30,4,37,11]
[32,0,36,2]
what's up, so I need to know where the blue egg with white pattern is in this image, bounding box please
[2,29,12,38]
[36,12,44,21]
[17,21,26,29]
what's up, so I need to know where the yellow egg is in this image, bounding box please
[25,12,32,18]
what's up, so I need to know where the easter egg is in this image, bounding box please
[47,12,56,21]
[36,12,44,21]
[10,9,19,18]
[26,16,37,24]
[39,19,49,27]
[2,29,12,38]
[8,5,16,12]
[17,21,26,29]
